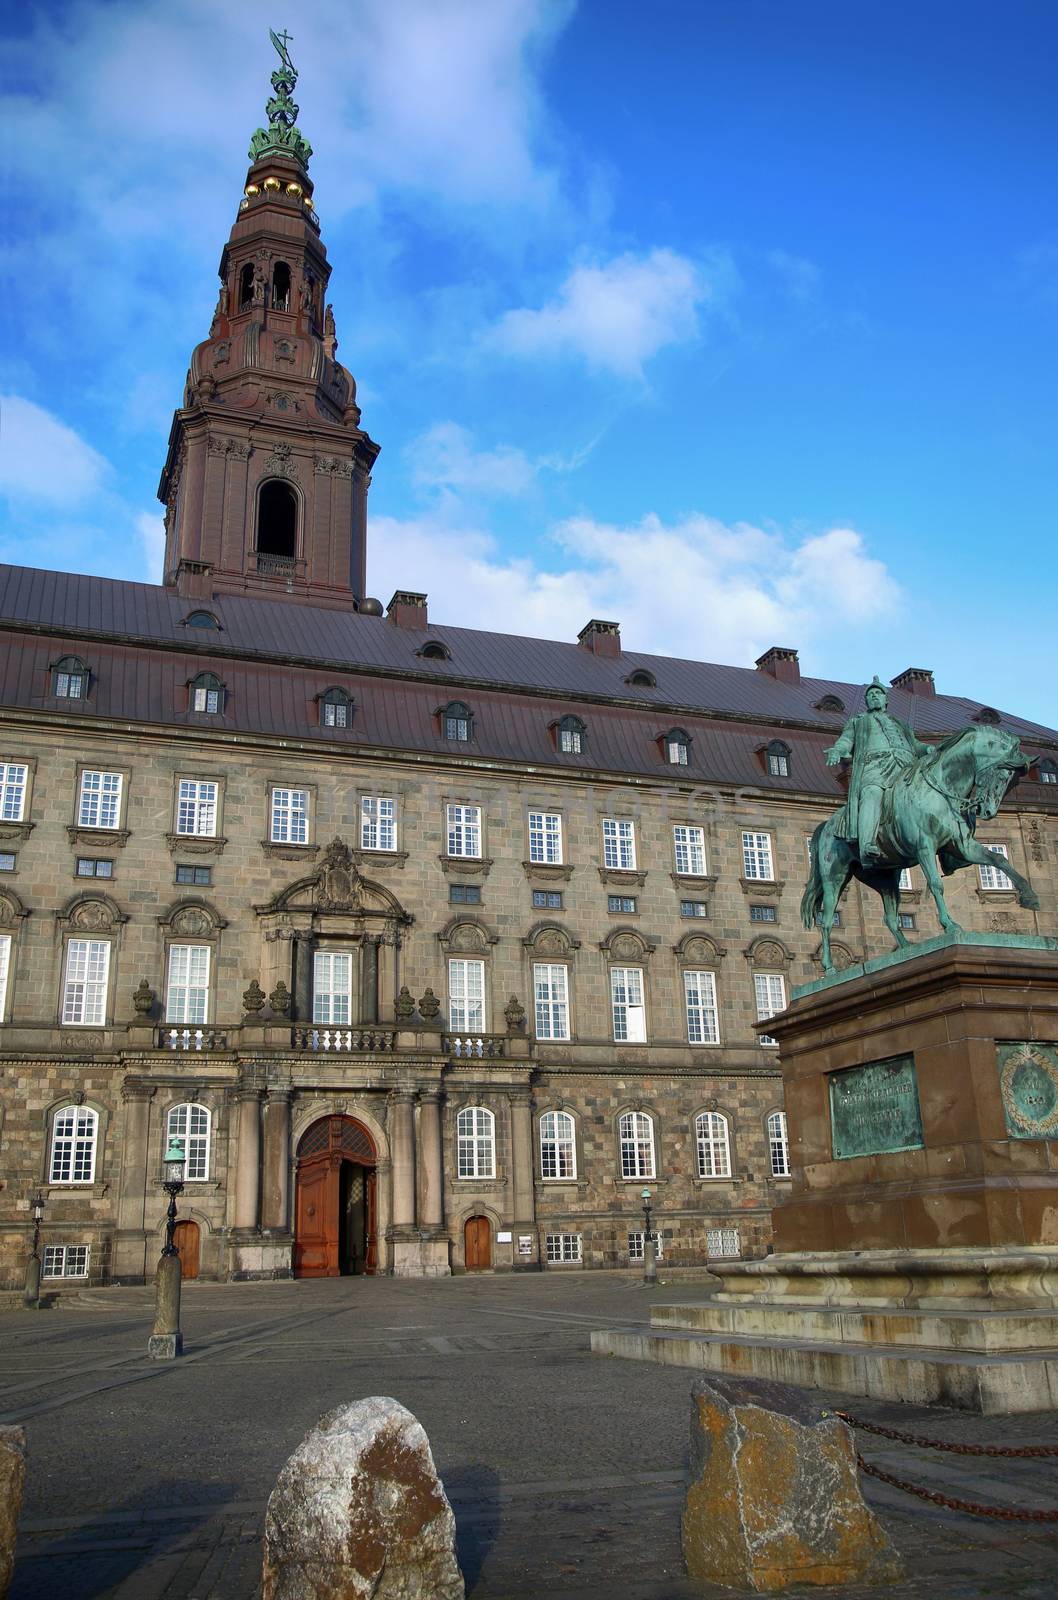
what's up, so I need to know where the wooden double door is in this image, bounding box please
[294,1116,378,1278]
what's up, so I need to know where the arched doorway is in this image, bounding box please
[464,1215,491,1272]
[173,1220,200,1280]
[294,1116,377,1278]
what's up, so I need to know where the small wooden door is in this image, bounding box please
[173,1220,200,1280]
[464,1215,491,1271]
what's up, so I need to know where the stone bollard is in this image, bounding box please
[148,1253,183,1360]
[263,1396,464,1600]
[682,1377,903,1593]
[0,1426,26,1600]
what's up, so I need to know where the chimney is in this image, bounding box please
[387,590,428,629]
[577,619,622,658]
[755,646,800,685]
[891,667,935,698]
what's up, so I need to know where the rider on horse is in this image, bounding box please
[824,677,931,867]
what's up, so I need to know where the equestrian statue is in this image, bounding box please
[802,676,1039,972]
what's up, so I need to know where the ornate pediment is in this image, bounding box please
[259,837,411,923]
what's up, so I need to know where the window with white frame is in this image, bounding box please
[540,1110,576,1179]
[77,770,122,830]
[742,830,774,880]
[49,1105,98,1183]
[533,963,570,1040]
[766,742,790,777]
[628,1230,666,1261]
[695,1110,732,1177]
[666,733,690,766]
[53,657,87,699]
[754,971,787,1046]
[706,1227,741,1258]
[602,817,636,871]
[610,966,646,1042]
[448,958,486,1033]
[62,939,110,1026]
[456,1106,495,1178]
[673,824,706,876]
[528,810,563,865]
[270,786,308,845]
[176,779,218,837]
[0,763,27,823]
[360,796,396,852]
[683,969,720,1045]
[443,702,472,741]
[978,844,1013,891]
[313,951,353,1025]
[320,688,351,728]
[899,866,914,891]
[166,944,211,1024]
[43,1244,90,1278]
[767,1110,790,1177]
[0,932,11,1021]
[545,1232,582,1262]
[557,716,584,754]
[1041,760,1058,785]
[618,1109,655,1179]
[447,804,481,859]
[166,1102,211,1181]
[191,673,223,714]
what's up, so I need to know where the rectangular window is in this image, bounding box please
[449,884,482,905]
[62,939,110,1025]
[673,825,706,876]
[768,751,789,776]
[680,900,708,918]
[0,933,10,1020]
[684,969,720,1045]
[898,911,916,931]
[668,738,688,766]
[749,904,776,923]
[628,1230,666,1261]
[528,810,563,865]
[271,787,308,845]
[193,684,221,713]
[742,831,774,881]
[322,698,348,728]
[706,1228,741,1258]
[754,972,787,1047]
[608,894,637,914]
[559,726,581,754]
[361,796,396,852]
[166,944,211,1025]
[313,951,353,1025]
[449,958,486,1032]
[0,764,27,823]
[534,963,570,1040]
[42,1244,90,1279]
[532,889,563,910]
[176,779,218,837]
[978,844,1013,891]
[175,864,212,887]
[76,858,113,879]
[602,818,636,871]
[768,1111,791,1177]
[610,966,646,1043]
[77,770,122,830]
[447,804,482,859]
[0,853,15,872]
[545,1233,582,1263]
[899,867,914,891]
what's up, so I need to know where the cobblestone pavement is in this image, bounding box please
[2,1272,1057,1598]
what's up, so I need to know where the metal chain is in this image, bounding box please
[829,1410,1058,1459]
[856,1455,1058,1522]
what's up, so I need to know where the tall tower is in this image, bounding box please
[158,31,379,609]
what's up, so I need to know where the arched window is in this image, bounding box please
[695,1110,731,1178]
[319,688,352,728]
[184,611,220,630]
[189,673,224,714]
[557,714,585,755]
[271,261,291,311]
[766,740,791,777]
[419,641,451,661]
[49,1105,98,1184]
[665,727,690,766]
[540,1110,576,1179]
[257,479,298,560]
[238,263,255,310]
[618,1110,655,1179]
[815,694,845,713]
[626,669,656,688]
[767,1110,790,1177]
[456,1106,495,1179]
[52,656,88,699]
[442,701,472,741]
[166,1103,211,1182]
[1039,759,1057,786]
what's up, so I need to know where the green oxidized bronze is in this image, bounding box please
[998,1042,1058,1139]
[829,1055,924,1160]
[248,28,313,169]
[803,677,1039,971]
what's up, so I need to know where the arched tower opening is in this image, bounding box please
[271,262,291,310]
[257,480,298,560]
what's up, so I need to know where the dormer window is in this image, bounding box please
[442,701,472,741]
[238,263,254,311]
[815,694,845,713]
[52,656,88,699]
[766,739,791,777]
[319,688,352,729]
[271,262,291,311]
[974,706,1001,725]
[419,641,451,661]
[184,611,220,630]
[557,715,585,755]
[664,728,690,766]
[190,673,224,714]
[1039,759,1057,785]
[627,669,657,689]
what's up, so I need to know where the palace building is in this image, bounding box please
[1,54,1056,1288]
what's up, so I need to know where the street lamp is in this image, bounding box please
[22,1190,45,1309]
[641,1186,657,1286]
[148,1136,186,1360]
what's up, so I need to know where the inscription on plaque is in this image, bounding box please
[829,1055,924,1160]
[998,1041,1058,1140]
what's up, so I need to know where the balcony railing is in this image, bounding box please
[290,1027,396,1053]
[159,1027,229,1051]
[255,552,296,578]
[444,1034,507,1059]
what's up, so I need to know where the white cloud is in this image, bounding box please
[0,396,110,506]
[137,510,167,582]
[489,248,714,377]
[408,423,537,497]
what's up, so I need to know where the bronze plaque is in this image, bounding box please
[998,1042,1058,1139]
[829,1055,924,1160]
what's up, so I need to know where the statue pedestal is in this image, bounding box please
[592,936,1058,1412]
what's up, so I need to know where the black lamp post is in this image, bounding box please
[149,1136,186,1359]
[161,1136,186,1254]
[641,1186,657,1286]
[22,1190,45,1309]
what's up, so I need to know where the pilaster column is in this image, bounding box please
[116,1084,155,1234]
[293,933,314,1023]
[418,1091,444,1228]
[233,1088,263,1230]
[262,1090,292,1231]
[362,935,380,1024]
[509,1091,535,1224]
[390,1090,416,1228]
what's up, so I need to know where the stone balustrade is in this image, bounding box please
[443,1033,507,1059]
[290,1026,396,1053]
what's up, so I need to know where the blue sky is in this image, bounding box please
[2,0,1056,722]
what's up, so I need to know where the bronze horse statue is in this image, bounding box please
[802,725,1038,972]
